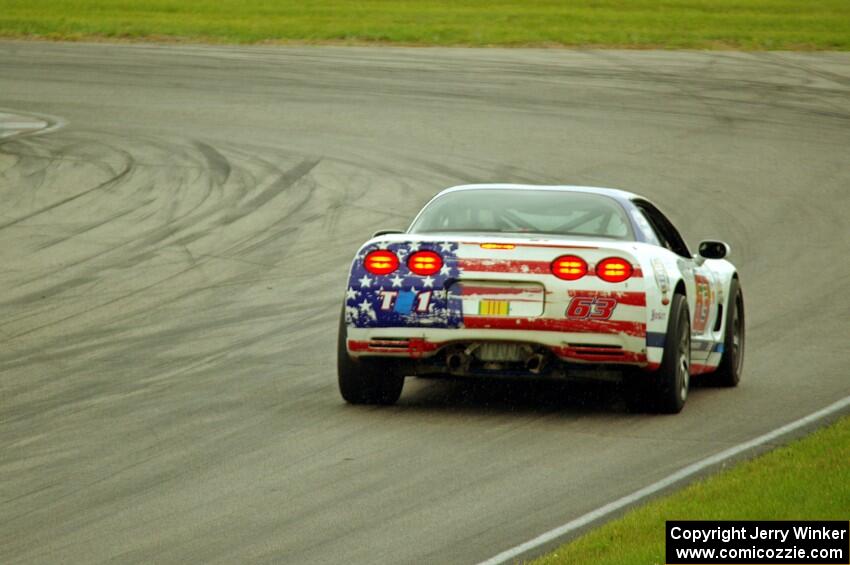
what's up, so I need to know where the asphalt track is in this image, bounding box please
[1,42,848,564]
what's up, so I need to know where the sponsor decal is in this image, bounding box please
[478,299,510,316]
[693,273,712,333]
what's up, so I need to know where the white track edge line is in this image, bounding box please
[0,108,67,140]
[477,395,850,565]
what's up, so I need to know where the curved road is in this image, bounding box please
[1,42,848,564]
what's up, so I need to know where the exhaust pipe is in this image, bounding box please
[446,350,470,373]
[525,353,547,374]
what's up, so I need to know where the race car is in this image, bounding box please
[338,184,745,413]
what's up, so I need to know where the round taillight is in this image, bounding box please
[596,257,633,283]
[551,255,588,280]
[407,250,442,276]
[363,250,399,275]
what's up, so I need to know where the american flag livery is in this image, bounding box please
[345,241,464,329]
[345,238,654,366]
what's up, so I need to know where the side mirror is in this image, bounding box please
[372,229,404,238]
[698,240,730,260]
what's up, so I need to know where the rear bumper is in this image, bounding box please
[346,326,649,366]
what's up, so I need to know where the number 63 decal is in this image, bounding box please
[566,296,617,320]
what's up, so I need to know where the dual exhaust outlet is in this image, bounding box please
[445,347,548,375]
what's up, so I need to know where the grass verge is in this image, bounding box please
[529,414,850,564]
[0,1,848,50]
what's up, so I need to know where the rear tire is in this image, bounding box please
[337,309,404,405]
[627,293,690,414]
[705,278,745,387]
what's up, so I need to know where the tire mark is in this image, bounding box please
[0,152,134,232]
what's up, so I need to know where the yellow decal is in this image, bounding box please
[479,299,510,316]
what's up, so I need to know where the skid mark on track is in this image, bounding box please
[193,140,232,186]
[0,128,440,368]
[0,149,134,232]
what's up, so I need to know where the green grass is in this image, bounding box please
[529,415,850,565]
[0,1,848,49]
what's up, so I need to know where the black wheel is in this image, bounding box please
[627,293,690,414]
[337,309,404,405]
[706,278,745,387]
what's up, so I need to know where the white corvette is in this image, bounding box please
[338,185,744,413]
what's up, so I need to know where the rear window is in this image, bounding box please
[409,189,633,240]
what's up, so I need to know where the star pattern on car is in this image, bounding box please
[345,241,462,328]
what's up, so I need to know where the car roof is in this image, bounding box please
[436,184,640,202]
[408,183,673,246]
